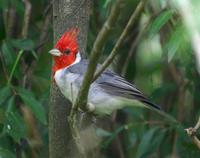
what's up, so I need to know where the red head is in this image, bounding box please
[49,28,79,73]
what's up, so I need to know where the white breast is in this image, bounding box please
[54,69,80,104]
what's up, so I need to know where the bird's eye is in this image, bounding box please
[64,49,71,55]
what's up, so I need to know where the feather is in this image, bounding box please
[55,28,79,53]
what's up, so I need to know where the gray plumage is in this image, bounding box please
[64,59,160,110]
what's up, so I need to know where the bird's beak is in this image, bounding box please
[49,49,62,56]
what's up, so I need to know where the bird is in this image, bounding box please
[49,28,161,116]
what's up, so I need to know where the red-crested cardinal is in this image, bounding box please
[49,28,161,115]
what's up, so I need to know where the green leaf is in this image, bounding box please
[10,39,34,51]
[148,10,174,37]
[7,50,24,86]
[4,111,26,142]
[96,128,112,137]
[0,96,15,127]
[136,127,160,158]
[0,87,11,106]
[0,109,5,124]
[1,41,15,67]
[103,0,112,8]
[164,25,186,62]
[0,148,15,158]
[6,96,15,113]
[129,130,137,147]
[16,87,47,125]
[102,126,124,148]
[150,129,166,151]
[0,0,9,9]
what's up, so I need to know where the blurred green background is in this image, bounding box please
[0,0,200,157]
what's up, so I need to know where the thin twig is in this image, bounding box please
[194,117,200,130]
[69,0,123,117]
[34,11,52,52]
[21,0,32,39]
[185,117,200,150]
[23,12,52,88]
[21,0,31,88]
[39,13,52,46]
[168,63,187,156]
[168,63,182,86]
[93,0,147,81]
[43,0,54,17]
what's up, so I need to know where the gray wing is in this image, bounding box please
[67,59,160,110]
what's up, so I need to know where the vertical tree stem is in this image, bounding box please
[49,0,91,158]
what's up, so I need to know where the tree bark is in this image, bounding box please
[49,0,91,158]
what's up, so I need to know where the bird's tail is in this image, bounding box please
[141,99,179,125]
[141,99,161,110]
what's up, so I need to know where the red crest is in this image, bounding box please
[55,28,79,53]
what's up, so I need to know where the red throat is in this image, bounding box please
[52,28,79,74]
[52,55,76,72]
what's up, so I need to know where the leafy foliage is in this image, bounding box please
[0,148,15,158]
[17,87,47,124]
[3,111,27,142]
[0,0,200,157]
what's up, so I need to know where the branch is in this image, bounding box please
[21,0,32,39]
[168,63,183,86]
[43,0,54,17]
[185,117,200,150]
[121,20,149,76]
[93,0,147,81]
[38,13,52,46]
[22,11,52,89]
[3,7,18,38]
[70,0,123,117]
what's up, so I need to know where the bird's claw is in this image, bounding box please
[87,103,95,112]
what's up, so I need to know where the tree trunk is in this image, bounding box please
[49,0,91,158]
